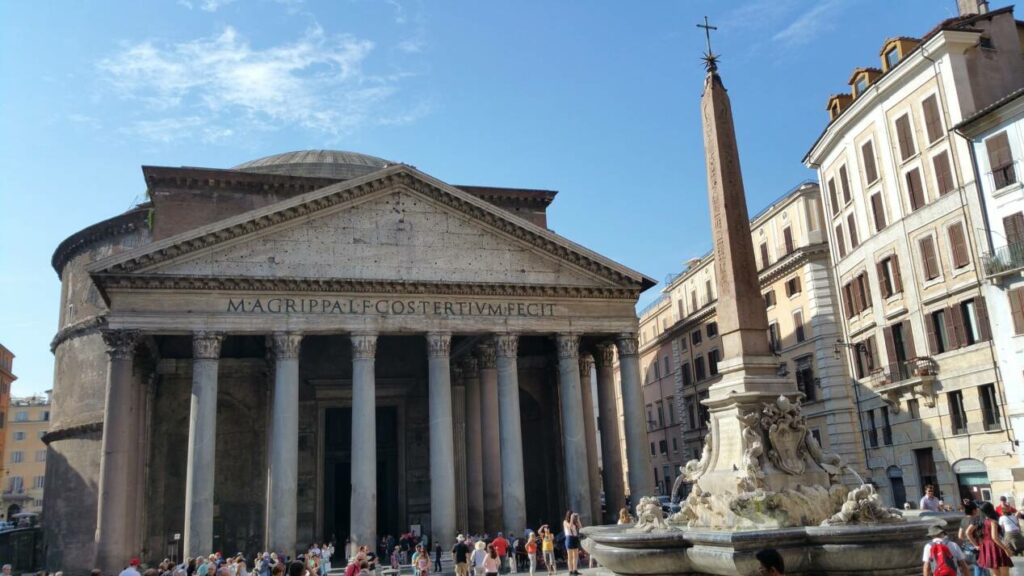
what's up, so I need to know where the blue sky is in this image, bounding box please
[0,0,967,395]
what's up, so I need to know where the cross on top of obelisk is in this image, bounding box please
[697,16,719,72]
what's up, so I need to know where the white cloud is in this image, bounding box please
[178,0,238,12]
[397,38,424,53]
[771,0,847,47]
[97,25,418,140]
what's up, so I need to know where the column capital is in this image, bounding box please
[476,342,497,369]
[578,353,595,374]
[101,329,141,360]
[615,333,640,357]
[495,333,519,358]
[555,333,580,360]
[461,355,479,374]
[594,343,617,368]
[271,332,303,359]
[193,331,225,360]
[351,333,378,359]
[427,332,452,358]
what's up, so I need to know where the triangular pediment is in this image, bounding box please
[88,165,653,297]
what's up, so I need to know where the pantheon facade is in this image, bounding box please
[46,151,656,574]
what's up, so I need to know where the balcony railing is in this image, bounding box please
[983,241,1024,277]
[869,357,938,386]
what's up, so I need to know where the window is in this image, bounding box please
[979,384,1001,431]
[706,322,718,338]
[862,141,879,184]
[698,391,710,426]
[7,477,22,493]
[1004,212,1024,247]
[764,290,777,308]
[921,95,943,144]
[885,47,899,69]
[885,320,916,367]
[835,223,847,257]
[845,273,872,316]
[14,411,27,422]
[794,310,806,343]
[677,299,685,320]
[708,349,720,376]
[32,476,44,489]
[881,406,893,446]
[11,451,22,464]
[908,398,921,419]
[948,222,970,269]
[694,357,707,380]
[650,442,656,456]
[13,432,24,441]
[855,77,868,95]
[43,411,49,422]
[672,437,678,452]
[785,275,802,297]
[986,131,1016,189]
[1009,287,1024,335]
[867,409,878,447]
[795,356,814,401]
[663,356,670,377]
[870,193,886,231]
[948,391,968,435]
[679,333,687,350]
[691,330,702,346]
[810,428,823,447]
[906,168,925,211]
[667,397,676,424]
[681,363,692,386]
[687,400,697,430]
[960,297,991,345]
[760,242,770,268]
[783,227,794,254]
[827,178,839,217]
[854,336,876,379]
[933,151,955,196]
[919,236,940,280]
[928,309,949,355]
[691,290,698,313]
[659,440,668,455]
[705,279,714,305]
[768,323,781,353]
[839,165,852,204]
[878,255,903,298]
[656,401,664,427]
[895,114,916,161]
[848,214,859,248]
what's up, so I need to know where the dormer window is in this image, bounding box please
[830,101,842,120]
[885,47,899,70]
[855,76,868,96]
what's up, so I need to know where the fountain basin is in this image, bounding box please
[582,519,937,576]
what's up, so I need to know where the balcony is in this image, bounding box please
[983,241,1024,278]
[867,357,938,414]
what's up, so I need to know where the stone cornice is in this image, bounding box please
[42,421,103,445]
[51,207,148,277]
[87,166,654,291]
[758,243,829,285]
[143,165,339,194]
[51,315,108,352]
[92,273,642,300]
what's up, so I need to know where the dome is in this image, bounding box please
[233,149,393,180]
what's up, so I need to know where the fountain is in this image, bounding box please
[582,24,936,575]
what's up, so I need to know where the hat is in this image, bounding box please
[456,535,465,542]
[130,559,141,566]
[927,525,947,537]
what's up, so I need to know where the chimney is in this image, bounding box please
[957,0,989,15]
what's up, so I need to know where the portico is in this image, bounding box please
[68,158,657,570]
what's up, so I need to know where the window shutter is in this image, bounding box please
[794,276,801,294]
[784,227,794,254]
[922,95,943,143]
[986,132,1013,170]
[892,254,904,292]
[920,236,939,280]
[836,224,846,257]
[862,141,878,183]
[866,336,877,370]
[760,242,770,268]
[906,169,925,210]
[848,214,859,248]
[871,193,886,231]
[933,152,954,196]
[1010,288,1024,335]
[949,222,969,268]
[896,115,915,160]
[860,274,872,307]
[843,284,854,317]
[840,165,852,204]
[883,326,896,366]
[925,312,938,355]
[827,178,839,216]
[976,296,992,341]
[902,320,917,359]
[852,279,864,313]
[1003,212,1024,246]
[948,304,965,349]
[877,261,889,298]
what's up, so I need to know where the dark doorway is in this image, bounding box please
[324,406,400,544]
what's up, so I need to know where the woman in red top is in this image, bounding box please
[978,501,1014,576]
[525,532,538,576]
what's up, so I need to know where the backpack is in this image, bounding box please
[929,540,957,576]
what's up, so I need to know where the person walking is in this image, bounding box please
[416,546,431,576]
[539,526,555,575]
[471,541,488,576]
[120,558,143,576]
[563,512,582,576]
[434,542,443,573]
[491,532,508,574]
[999,506,1024,554]
[452,535,470,576]
[978,501,1014,576]
[525,532,537,576]
[922,526,969,576]
[482,547,500,576]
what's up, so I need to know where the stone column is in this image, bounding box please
[594,344,625,523]
[95,329,141,572]
[496,334,526,533]
[267,332,302,555]
[615,334,655,502]
[452,364,469,534]
[184,331,224,558]
[463,356,485,533]
[556,334,593,525]
[350,333,378,550]
[578,353,602,524]
[477,341,504,532]
[427,332,457,548]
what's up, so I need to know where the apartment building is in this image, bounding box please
[1,394,51,519]
[957,87,1024,478]
[637,183,864,496]
[0,346,13,489]
[803,1,1024,506]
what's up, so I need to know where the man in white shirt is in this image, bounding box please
[922,526,970,576]
[920,486,943,512]
[119,558,143,576]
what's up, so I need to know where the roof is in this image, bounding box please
[234,149,393,180]
[955,85,1024,130]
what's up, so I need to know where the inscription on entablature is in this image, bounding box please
[227,297,557,317]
